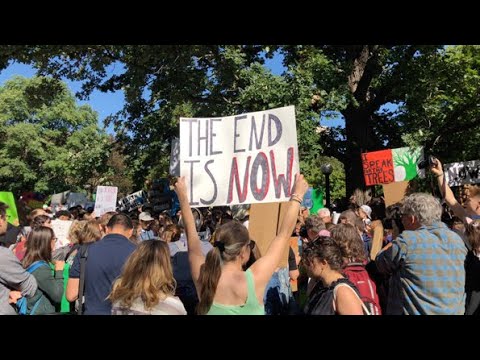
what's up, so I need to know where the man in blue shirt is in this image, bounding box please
[66,214,137,315]
[138,211,156,241]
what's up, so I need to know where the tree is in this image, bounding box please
[3,45,480,200]
[0,46,325,190]
[0,76,111,196]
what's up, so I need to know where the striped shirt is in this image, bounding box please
[376,222,467,315]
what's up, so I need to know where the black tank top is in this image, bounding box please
[304,277,359,315]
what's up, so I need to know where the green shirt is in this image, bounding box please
[207,269,265,315]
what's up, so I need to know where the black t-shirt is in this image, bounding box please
[288,247,298,271]
[465,250,480,315]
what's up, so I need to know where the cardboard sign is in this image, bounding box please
[383,181,410,207]
[444,160,480,187]
[51,219,73,249]
[94,186,118,217]
[249,202,289,268]
[180,106,299,207]
[362,147,424,186]
[0,192,19,225]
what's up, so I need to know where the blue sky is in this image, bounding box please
[0,53,353,133]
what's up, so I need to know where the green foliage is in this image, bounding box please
[2,45,480,200]
[306,156,346,202]
[0,76,116,196]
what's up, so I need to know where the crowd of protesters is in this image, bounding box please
[0,156,479,315]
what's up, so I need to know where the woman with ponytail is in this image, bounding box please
[174,173,309,315]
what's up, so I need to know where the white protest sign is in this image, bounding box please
[94,186,118,217]
[51,219,73,249]
[444,160,480,187]
[180,105,299,207]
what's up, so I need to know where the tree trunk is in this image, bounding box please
[342,45,378,197]
[343,107,372,197]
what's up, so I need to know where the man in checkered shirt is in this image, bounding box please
[376,193,467,315]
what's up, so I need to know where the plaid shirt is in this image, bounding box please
[376,222,467,315]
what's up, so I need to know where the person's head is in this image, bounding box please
[31,214,52,229]
[98,211,117,236]
[358,205,372,220]
[67,220,86,245]
[462,185,480,216]
[304,216,326,241]
[27,208,47,224]
[139,212,154,230]
[301,236,344,282]
[452,216,465,232]
[77,219,102,244]
[0,202,8,235]
[294,221,302,236]
[159,212,173,227]
[23,226,56,268]
[106,213,134,239]
[300,206,309,220]
[338,210,358,226]
[317,208,332,224]
[161,224,181,243]
[196,221,251,315]
[466,219,480,254]
[369,197,386,221]
[55,210,71,221]
[330,223,367,263]
[401,193,442,230]
[384,203,405,237]
[108,240,176,310]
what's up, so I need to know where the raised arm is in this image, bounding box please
[250,173,309,293]
[430,158,466,222]
[174,177,205,284]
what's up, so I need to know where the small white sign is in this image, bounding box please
[94,186,118,217]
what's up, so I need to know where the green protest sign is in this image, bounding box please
[0,192,19,225]
[309,188,324,215]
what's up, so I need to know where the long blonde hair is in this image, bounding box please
[108,241,175,311]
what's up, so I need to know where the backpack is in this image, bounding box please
[16,261,50,315]
[342,263,382,315]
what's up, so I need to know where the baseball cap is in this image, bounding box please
[360,205,372,219]
[139,212,154,221]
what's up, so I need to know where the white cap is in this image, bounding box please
[360,205,372,219]
[139,212,154,221]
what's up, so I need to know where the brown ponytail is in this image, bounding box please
[196,221,249,315]
[197,248,222,315]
